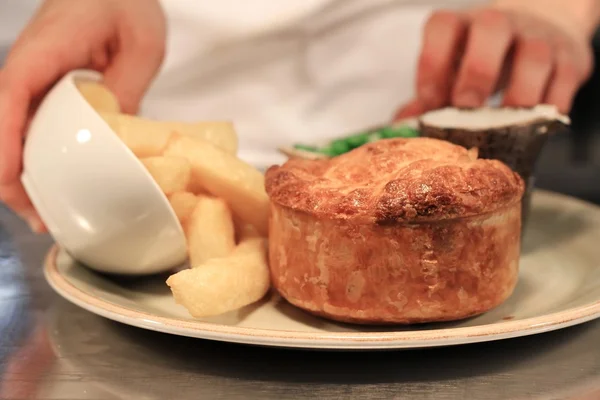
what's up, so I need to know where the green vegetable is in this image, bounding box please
[367,132,382,142]
[329,139,351,156]
[293,144,319,152]
[318,146,338,157]
[346,132,371,149]
[291,125,420,158]
[380,126,420,138]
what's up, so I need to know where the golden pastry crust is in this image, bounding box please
[266,138,525,324]
[265,138,524,223]
[268,203,521,324]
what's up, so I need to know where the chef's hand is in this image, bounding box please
[395,0,600,119]
[0,0,166,232]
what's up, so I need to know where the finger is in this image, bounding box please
[503,37,553,108]
[0,76,28,186]
[103,34,165,114]
[0,182,46,233]
[0,38,91,230]
[0,39,91,183]
[452,9,514,107]
[415,11,468,109]
[393,98,428,120]
[0,182,33,217]
[544,50,586,113]
[89,43,110,71]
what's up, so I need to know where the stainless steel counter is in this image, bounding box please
[1,206,600,400]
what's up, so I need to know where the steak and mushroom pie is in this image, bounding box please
[265,138,525,324]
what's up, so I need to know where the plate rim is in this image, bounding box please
[44,190,600,349]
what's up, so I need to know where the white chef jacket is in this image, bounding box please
[0,0,486,168]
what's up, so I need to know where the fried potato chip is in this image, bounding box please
[76,81,120,113]
[168,192,198,225]
[233,214,262,242]
[174,121,238,155]
[140,156,192,195]
[100,112,237,155]
[186,176,207,195]
[101,113,173,157]
[187,195,236,266]
[164,134,269,236]
[166,238,270,318]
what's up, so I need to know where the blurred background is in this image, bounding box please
[535,30,600,205]
[0,3,598,205]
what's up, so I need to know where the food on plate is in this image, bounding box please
[164,134,269,236]
[76,81,120,113]
[266,137,525,324]
[186,195,236,267]
[318,125,420,156]
[166,237,270,318]
[101,112,172,157]
[76,81,270,317]
[418,105,570,227]
[280,120,420,160]
[100,112,238,157]
[418,105,570,179]
[174,121,238,155]
[233,216,261,242]
[140,156,192,195]
[168,191,199,226]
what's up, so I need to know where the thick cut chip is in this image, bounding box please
[166,238,270,318]
[187,195,236,266]
[233,214,262,242]
[168,192,198,225]
[76,81,120,113]
[164,134,269,236]
[140,157,192,195]
[186,176,207,195]
[100,112,237,155]
[101,113,173,157]
[175,121,238,155]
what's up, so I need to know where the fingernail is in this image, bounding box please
[455,91,483,108]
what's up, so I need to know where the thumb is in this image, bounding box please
[103,38,165,114]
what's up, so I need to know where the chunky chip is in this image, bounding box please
[164,134,269,236]
[166,238,270,317]
[186,195,236,266]
[76,81,120,113]
[168,191,199,225]
[140,156,192,195]
[101,112,237,156]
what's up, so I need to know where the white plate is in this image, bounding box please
[45,190,600,350]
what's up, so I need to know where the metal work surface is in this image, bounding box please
[1,206,600,400]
